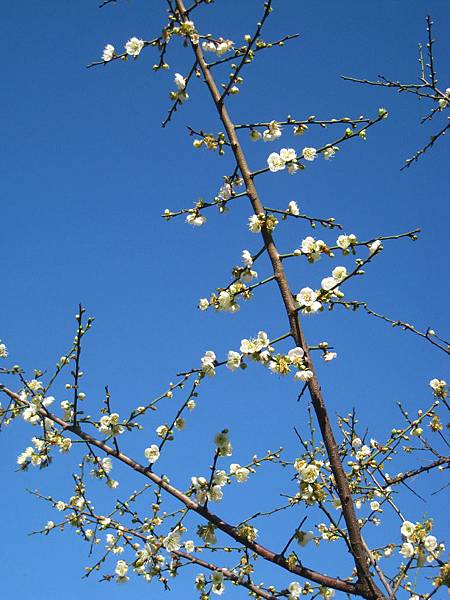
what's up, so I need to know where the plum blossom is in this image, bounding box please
[144,444,160,464]
[186,212,206,226]
[214,430,232,456]
[115,559,129,582]
[302,147,317,161]
[226,350,241,371]
[211,571,225,595]
[240,331,269,355]
[399,542,415,558]
[288,581,302,599]
[294,369,313,382]
[267,152,286,172]
[125,37,144,57]
[336,234,357,250]
[242,250,253,267]
[263,121,282,142]
[102,44,115,62]
[401,521,416,540]
[429,378,447,396]
[369,239,383,255]
[230,463,250,482]
[163,530,182,552]
[287,200,300,215]
[296,287,322,314]
[201,351,216,376]
[248,214,262,233]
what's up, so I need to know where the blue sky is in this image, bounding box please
[1,1,449,598]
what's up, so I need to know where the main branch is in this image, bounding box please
[173,1,386,598]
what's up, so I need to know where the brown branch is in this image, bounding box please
[0,384,360,596]
[172,1,385,597]
[382,457,450,488]
[174,549,278,600]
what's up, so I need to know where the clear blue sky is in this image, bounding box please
[1,1,449,598]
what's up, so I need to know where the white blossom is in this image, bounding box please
[323,146,338,160]
[144,444,160,464]
[321,277,336,291]
[156,424,169,438]
[424,535,437,552]
[174,73,186,90]
[336,234,357,250]
[302,147,317,161]
[288,581,302,599]
[429,378,446,395]
[399,542,415,558]
[369,239,382,255]
[242,250,253,267]
[267,152,286,172]
[230,463,250,482]
[201,350,216,376]
[211,571,225,595]
[296,287,322,314]
[102,44,115,62]
[248,214,261,233]
[125,37,144,57]
[288,347,304,365]
[332,266,347,281]
[323,351,337,362]
[226,350,241,372]
[115,559,129,582]
[186,213,206,226]
[198,298,209,311]
[401,521,416,540]
[263,121,282,142]
[294,369,313,382]
[287,200,300,215]
[163,530,182,552]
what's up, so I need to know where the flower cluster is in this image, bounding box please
[267,148,300,173]
[186,211,206,226]
[262,120,282,142]
[0,340,8,358]
[229,462,250,482]
[200,350,217,376]
[191,469,228,504]
[170,73,189,103]
[248,212,278,233]
[399,520,445,563]
[199,281,250,314]
[437,88,450,110]
[202,38,234,56]
[429,378,447,398]
[296,287,322,315]
[336,233,357,253]
[294,459,325,505]
[98,413,125,436]
[323,145,339,160]
[300,236,330,262]
[287,200,300,215]
[321,265,348,292]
